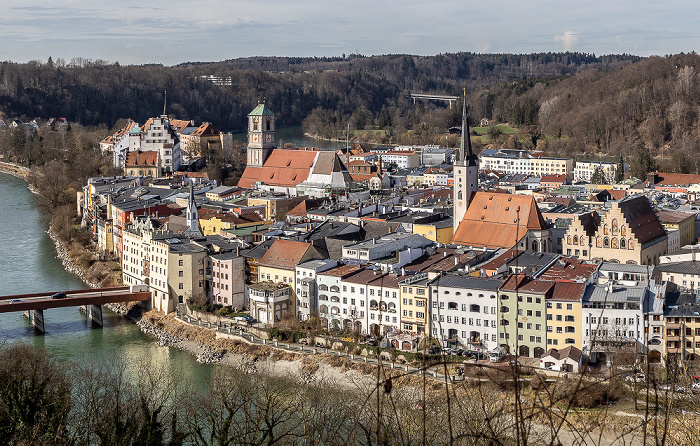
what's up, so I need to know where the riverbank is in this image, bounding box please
[128,308,399,390]
[0,161,31,181]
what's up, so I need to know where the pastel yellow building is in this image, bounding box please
[413,219,454,244]
[399,275,430,335]
[546,282,585,350]
[657,210,695,248]
[198,210,268,237]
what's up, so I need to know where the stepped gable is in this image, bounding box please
[577,212,601,238]
[618,195,666,244]
[238,148,319,189]
[452,192,548,248]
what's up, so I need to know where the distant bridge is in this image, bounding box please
[0,286,150,333]
[409,92,459,107]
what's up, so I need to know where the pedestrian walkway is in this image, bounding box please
[175,314,449,380]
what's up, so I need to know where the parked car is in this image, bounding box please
[9,299,24,304]
[427,346,441,355]
[51,292,67,299]
[623,373,646,383]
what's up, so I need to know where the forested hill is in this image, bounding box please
[464,53,700,174]
[0,52,638,131]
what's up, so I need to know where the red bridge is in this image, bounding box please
[0,286,150,333]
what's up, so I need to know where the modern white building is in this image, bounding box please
[429,275,503,352]
[380,150,420,169]
[573,161,618,184]
[341,233,432,263]
[295,259,338,321]
[581,282,645,363]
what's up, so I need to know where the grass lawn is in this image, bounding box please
[472,124,521,143]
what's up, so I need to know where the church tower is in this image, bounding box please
[246,102,276,167]
[183,185,202,237]
[453,97,479,233]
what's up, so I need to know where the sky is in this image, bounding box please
[2,0,699,66]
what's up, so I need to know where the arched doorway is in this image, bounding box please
[370,324,380,336]
[533,347,544,358]
[519,345,530,357]
[648,350,661,363]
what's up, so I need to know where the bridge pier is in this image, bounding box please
[23,310,45,334]
[80,305,103,327]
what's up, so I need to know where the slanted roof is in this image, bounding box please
[539,257,598,282]
[452,192,549,249]
[549,281,586,302]
[616,195,666,244]
[125,150,158,167]
[541,345,582,362]
[656,210,695,224]
[259,239,314,270]
[540,174,567,183]
[248,103,275,116]
[238,149,318,189]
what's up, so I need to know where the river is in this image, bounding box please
[232,125,343,150]
[0,172,215,387]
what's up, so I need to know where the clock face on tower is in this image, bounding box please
[265,133,273,143]
[252,134,259,143]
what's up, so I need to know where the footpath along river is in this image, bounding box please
[0,171,215,388]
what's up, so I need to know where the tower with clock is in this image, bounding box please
[246,102,276,167]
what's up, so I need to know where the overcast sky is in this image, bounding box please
[2,0,699,66]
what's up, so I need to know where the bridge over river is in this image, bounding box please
[0,286,150,333]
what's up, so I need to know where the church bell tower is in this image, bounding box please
[246,102,276,167]
[453,96,479,233]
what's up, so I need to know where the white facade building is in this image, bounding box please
[573,161,618,184]
[429,276,503,351]
[295,259,338,321]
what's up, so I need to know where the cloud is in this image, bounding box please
[554,31,579,51]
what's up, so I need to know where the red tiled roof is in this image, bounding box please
[501,274,553,295]
[192,122,219,137]
[609,189,626,200]
[238,148,318,189]
[170,119,192,133]
[323,264,363,278]
[259,239,315,270]
[651,172,700,186]
[539,257,598,282]
[540,174,567,183]
[125,150,158,167]
[453,192,549,249]
[549,281,586,301]
[351,173,379,183]
[541,345,582,362]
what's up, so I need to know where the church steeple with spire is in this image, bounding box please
[183,185,202,237]
[453,93,479,233]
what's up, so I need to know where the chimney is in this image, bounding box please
[443,251,448,258]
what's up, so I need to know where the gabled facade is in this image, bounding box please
[563,195,667,265]
[453,192,552,252]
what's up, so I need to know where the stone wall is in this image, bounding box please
[187,308,270,339]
